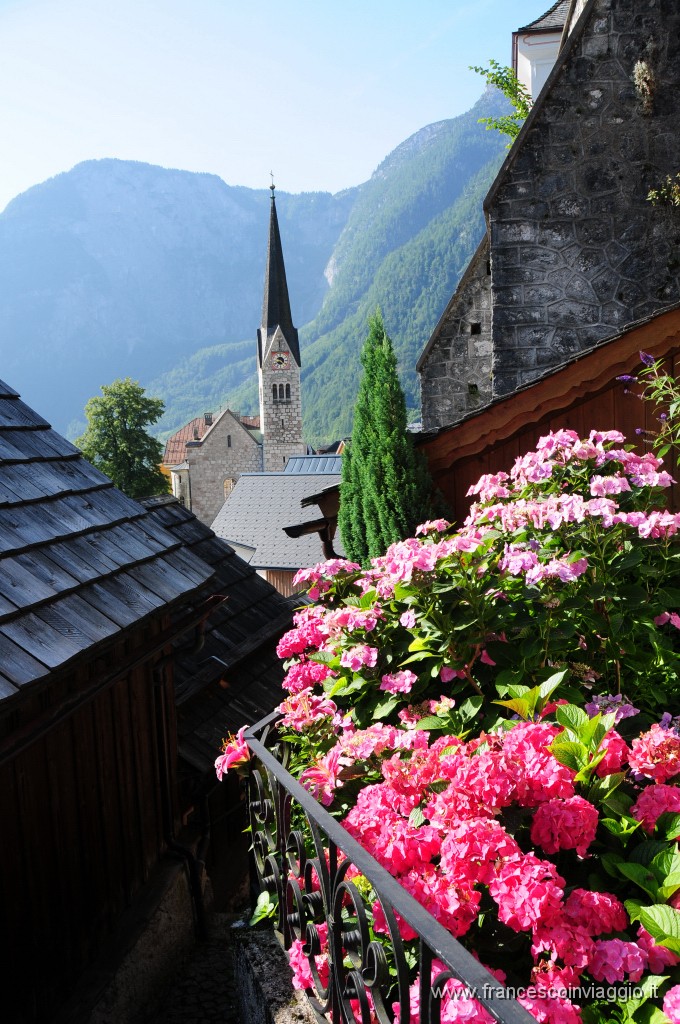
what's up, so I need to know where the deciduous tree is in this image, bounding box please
[76,377,169,498]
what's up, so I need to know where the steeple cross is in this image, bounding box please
[269,171,275,196]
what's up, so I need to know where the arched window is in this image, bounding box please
[279,383,285,401]
[272,384,278,402]
[285,383,291,401]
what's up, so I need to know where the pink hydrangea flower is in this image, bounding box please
[595,730,630,777]
[654,611,680,628]
[531,917,595,969]
[637,926,680,973]
[488,853,565,932]
[283,658,335,694]
[530,795,599,858]
[392,959,494,1024]
[587,939,647,983]
[380,669,418,695]
[415,518,451,534]
[562,889,627,935]
[664,984,680,1024]
[339,643,378,672]
[440,665,465,682]
[399,609,416,628]
[629,723,680,782]
[631,783,680,832]
[288,922,329,992]
[518,994,583,1024]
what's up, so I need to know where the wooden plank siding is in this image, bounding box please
[0,632,173,1023]
[420,308,680,525]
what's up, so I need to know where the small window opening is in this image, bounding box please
[227,434,232,448]
[470,322,482,335]
[272,384,277,402]
[285,383,291,401]
[468,383,479,395]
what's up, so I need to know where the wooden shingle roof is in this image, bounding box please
[143,496,296,772]
[0,380,214,703]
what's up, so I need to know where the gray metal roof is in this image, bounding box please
[284,454,342,474]
[211,472,343,570]
[518,0,570,32]
[0,378,214,702]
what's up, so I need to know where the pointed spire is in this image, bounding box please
[259,183,301,366]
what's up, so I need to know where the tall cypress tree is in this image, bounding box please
[338,310,432,563]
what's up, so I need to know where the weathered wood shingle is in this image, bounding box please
[0,379,214,700]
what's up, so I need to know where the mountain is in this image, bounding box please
[0,161,355,434]
[0,90,508,441]
[152,89,509,443]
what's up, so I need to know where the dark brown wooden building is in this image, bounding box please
[0,379,294,1022]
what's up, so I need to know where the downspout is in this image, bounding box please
[153,664,208,939]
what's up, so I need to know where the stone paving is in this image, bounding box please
[145,912,241,1024]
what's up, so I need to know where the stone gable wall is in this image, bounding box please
[419,239,493,431]
[488,0,680,396]
[186,411,262,527]
[418,0,680,431]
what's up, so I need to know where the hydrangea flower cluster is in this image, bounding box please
[218,425,680,1024]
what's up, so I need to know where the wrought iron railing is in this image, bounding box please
[245,713,535,1024]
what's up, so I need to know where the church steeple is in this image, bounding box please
[257,182,306,472]
[258,184,301,368]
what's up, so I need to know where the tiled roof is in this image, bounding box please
[0,379,214,703]
[518,0,570,32]
[285,454,342,474]
[163,415,212,465]
[211,472,343,569]
[163,410,263,465]
[143,496,296,772]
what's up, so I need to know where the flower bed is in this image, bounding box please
[218,408,680,1023]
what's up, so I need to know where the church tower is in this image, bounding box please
[257,184,306,471]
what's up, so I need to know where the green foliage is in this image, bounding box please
[338,311,432,563]
[470,60,532,142]
[647,173,680,208]
[76,377,169,498]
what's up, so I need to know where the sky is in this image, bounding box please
[0,0,555,211]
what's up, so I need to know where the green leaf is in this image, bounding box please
[493,697,531,720]
[415,715,449,731]
[548,738,589,772]
[615,861,659,899]
[656,812,680,841]
[458,696,483,722]
[630,841,674,866]
[630,903,680,953]
[372,695,400,720]
[555,704,589,735]
[408,805,426,828]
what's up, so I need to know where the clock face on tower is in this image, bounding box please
[271,351,290,369]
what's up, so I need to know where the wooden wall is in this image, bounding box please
[421,337,680,526]
[0,628,177,1024]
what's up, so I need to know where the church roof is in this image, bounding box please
[0,379,214,703]
[259,189,301,367]
[517,0,570,33]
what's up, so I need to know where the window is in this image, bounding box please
[272,384,278,402]
[285,383,291,401]
[470,322,482,335]
[227,434,232,448]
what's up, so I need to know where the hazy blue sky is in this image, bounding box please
[0,0,553,210]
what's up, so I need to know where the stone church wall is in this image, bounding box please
[487,0,680,397]
[259,362,306,472]
[418,239,493,432]
[186,411,262,527]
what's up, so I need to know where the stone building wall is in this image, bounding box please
[487,0,680,396]
[185,410,262,526]
[418,239,493,432]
